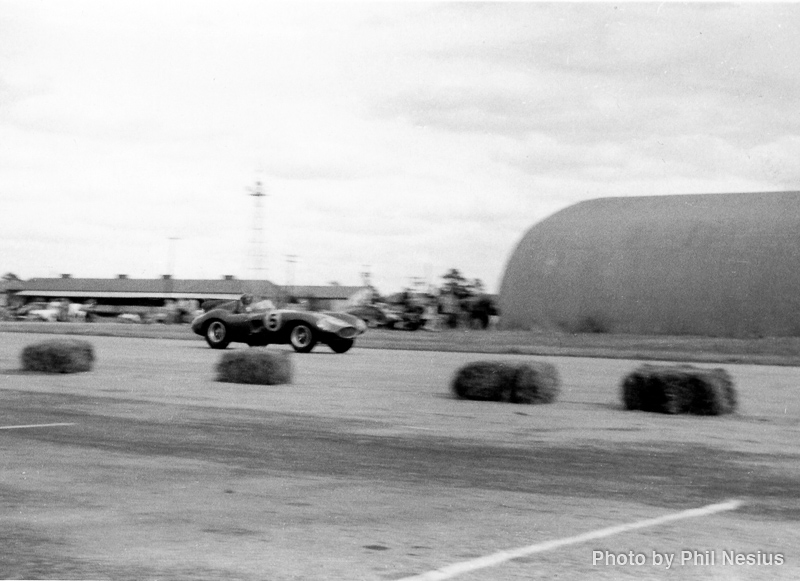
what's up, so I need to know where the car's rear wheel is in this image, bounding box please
[329,338,354,354]
[289,323,316,353]
[205,320,231,349]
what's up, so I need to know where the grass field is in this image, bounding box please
[3,320,800,365]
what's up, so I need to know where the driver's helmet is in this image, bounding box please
[240,294,254,306]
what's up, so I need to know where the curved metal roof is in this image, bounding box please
[499,192,800,337]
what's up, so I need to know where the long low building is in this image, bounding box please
[6,275,371,312]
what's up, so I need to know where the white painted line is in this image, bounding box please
[397,499,743,581]
[0,422,76,430]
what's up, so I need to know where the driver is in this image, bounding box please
[234,294,254,314]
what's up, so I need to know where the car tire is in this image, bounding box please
[289,323,316,353]
[205,320,231,349]
[329,338,354,354]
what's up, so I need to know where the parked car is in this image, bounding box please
[19,301,61,322]
[191,300,366,353]
[10,301,49,319]
[345,304,400,328]
[384,303,424,331]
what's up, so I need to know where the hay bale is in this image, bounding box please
[511,361,560,404]
[451,361,517,401]
[216,349,292,385]
[21,339,95,373]
[621,364,737,415]
[451,360,560,404]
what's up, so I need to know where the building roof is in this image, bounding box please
[10,277,370,301]
[498,191,800,337]
[2,278,24,292]
[13,277,280,299]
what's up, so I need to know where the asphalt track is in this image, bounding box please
[1,332,798,580]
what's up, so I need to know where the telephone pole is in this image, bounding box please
[165,236,179,295]
[361,264,372,287]
[286,254,297,299]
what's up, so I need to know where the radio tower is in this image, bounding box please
[247,181,268,279]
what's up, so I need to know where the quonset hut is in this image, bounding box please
[498,192,800,338]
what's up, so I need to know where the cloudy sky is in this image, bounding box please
[2,2,799,293]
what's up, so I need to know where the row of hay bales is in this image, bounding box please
[451,360,737,416]
[17,339,292,385]
[19,339,738,415]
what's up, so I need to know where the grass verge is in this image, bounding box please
[3,322,800,366]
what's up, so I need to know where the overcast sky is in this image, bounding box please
[2,2,799,293]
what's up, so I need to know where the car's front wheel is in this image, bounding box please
[328,338,354,354]
[205,320,231,349]
[289,323,317,353]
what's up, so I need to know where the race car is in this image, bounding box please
[191,300,366,353]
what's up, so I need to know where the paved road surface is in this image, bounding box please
[1,333,798,579]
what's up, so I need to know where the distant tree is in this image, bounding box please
[467,278,485,296]
[440,268,471,299]
[2,272,21,281]
[409,276,427,292]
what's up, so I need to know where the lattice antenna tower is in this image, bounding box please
[247,181,269,279]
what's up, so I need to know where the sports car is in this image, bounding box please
[191,302,366,353]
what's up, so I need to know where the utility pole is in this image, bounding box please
[247,181,268,279]
[286,254,297,299]
[167,237,179,276]
[361,264,372,287]
[165,236,179,296]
